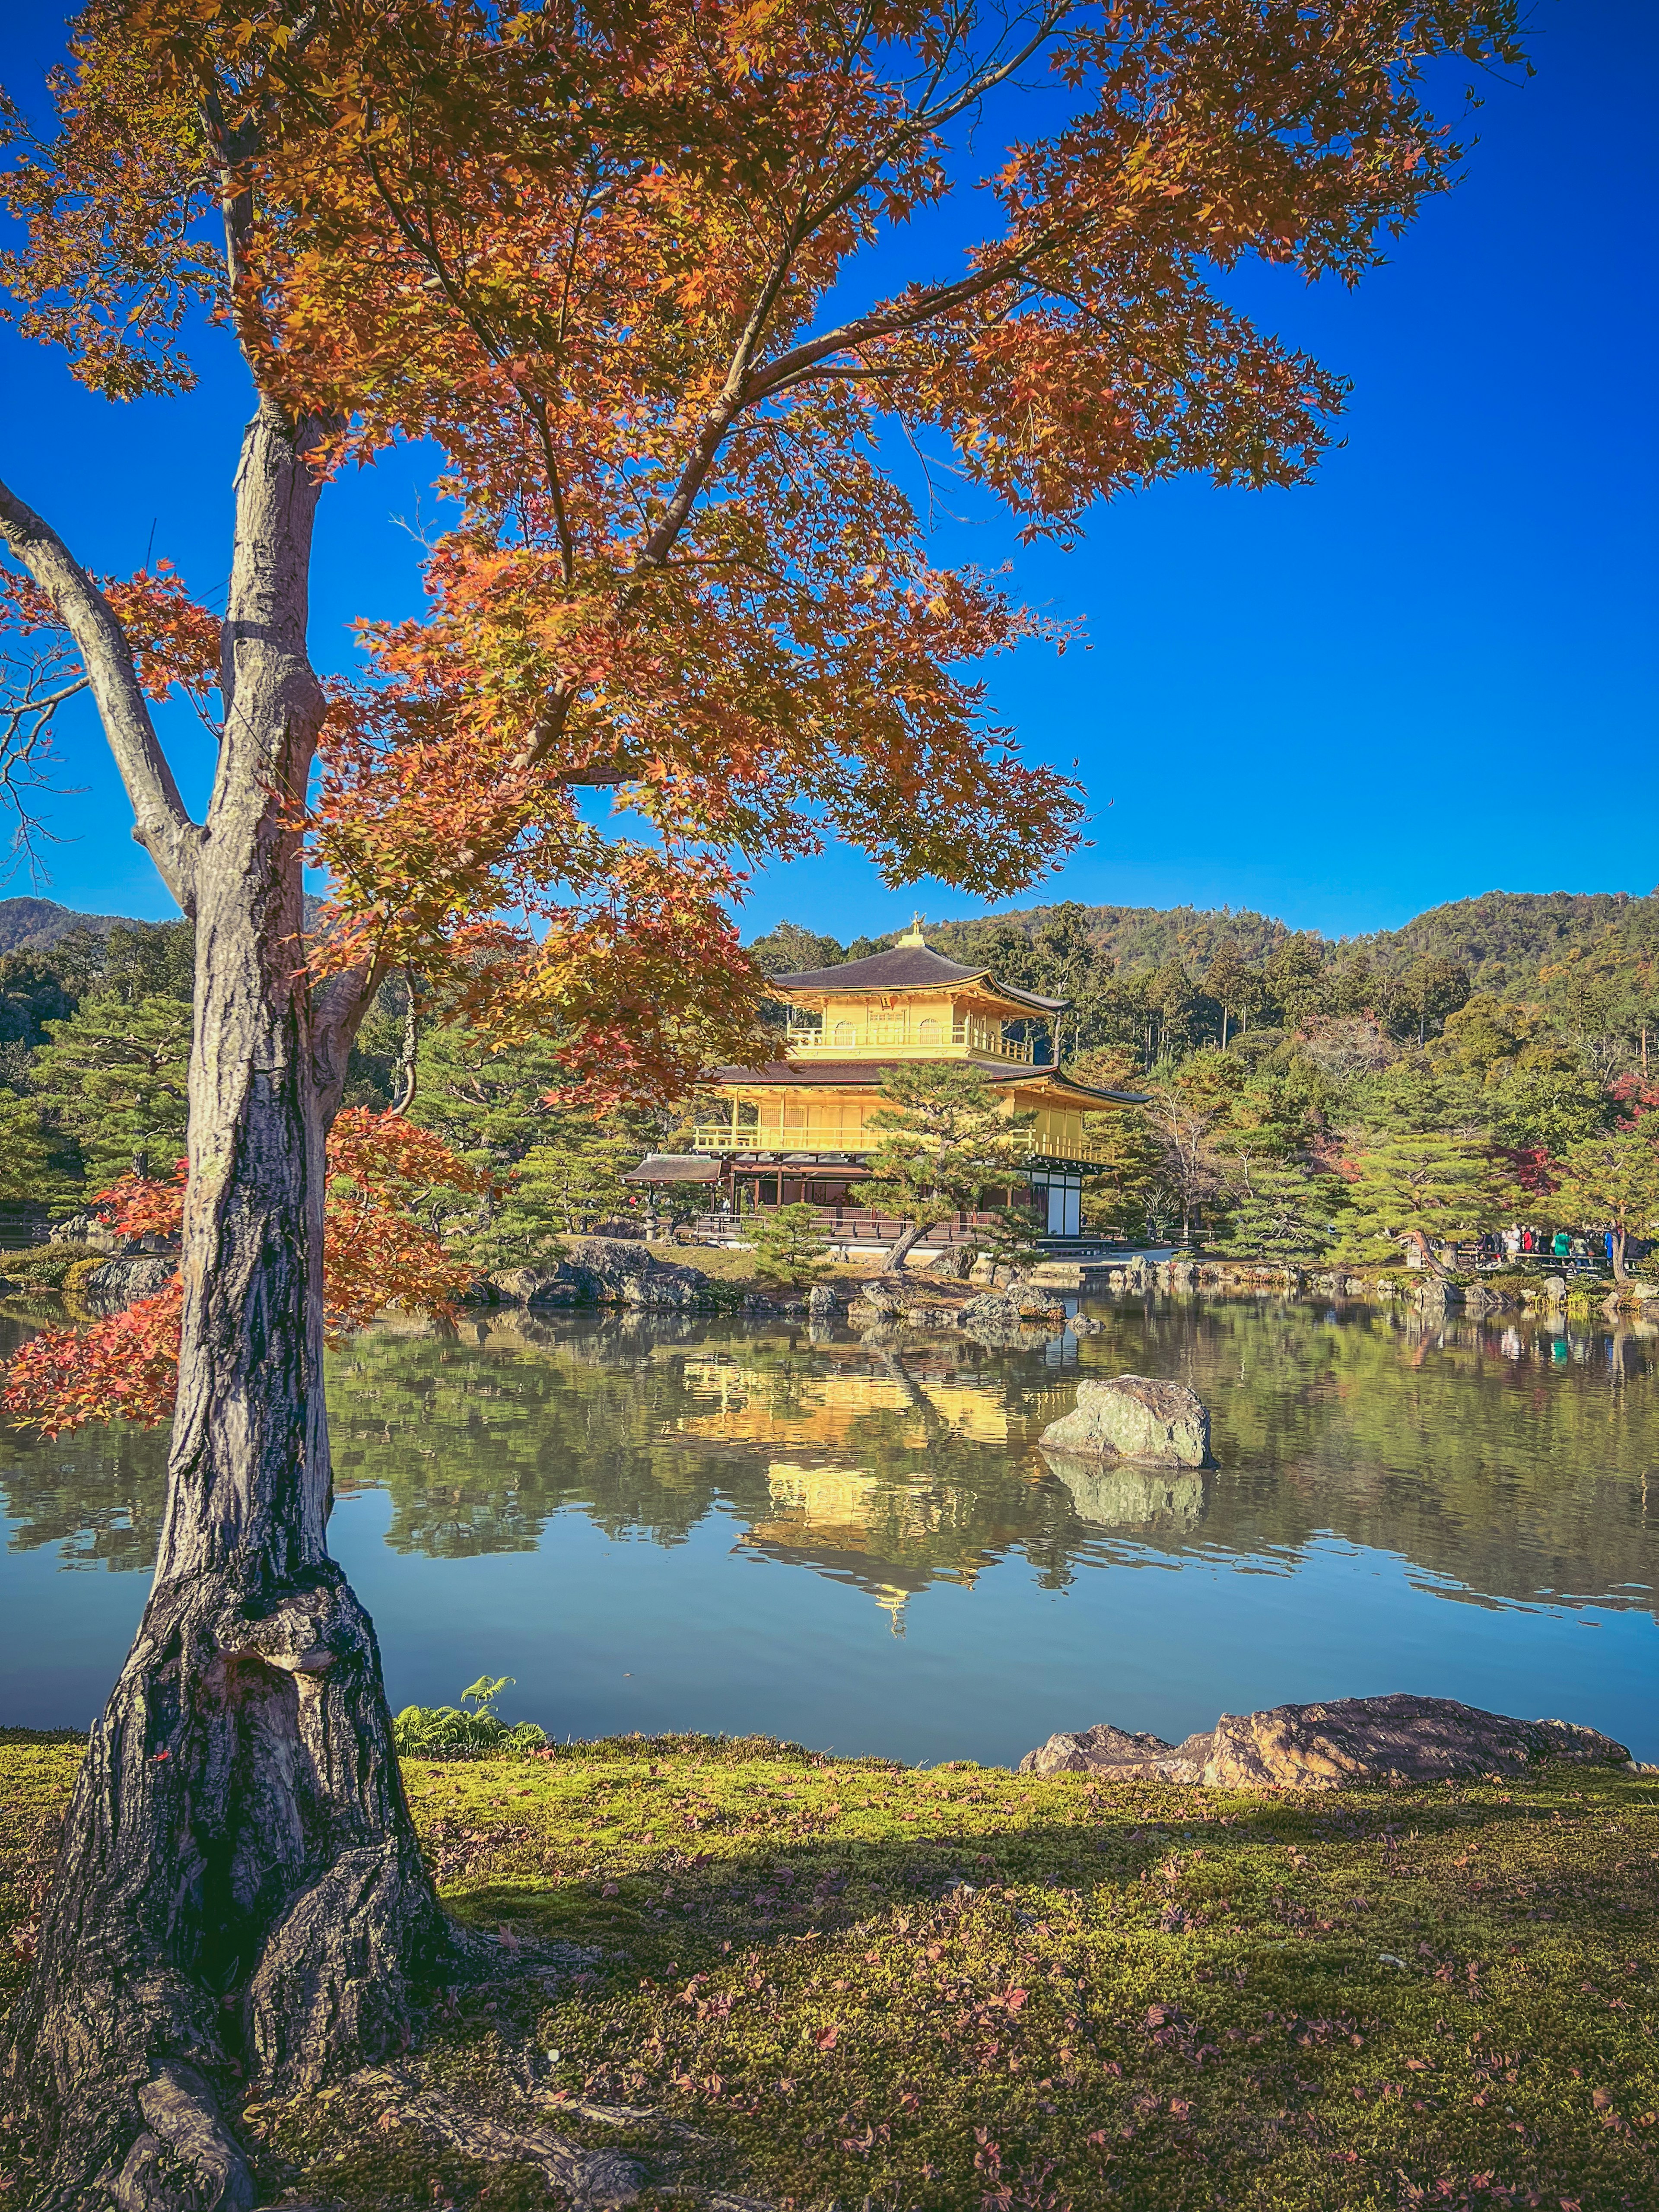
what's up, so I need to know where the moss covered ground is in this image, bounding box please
[3,1731,1656,2210]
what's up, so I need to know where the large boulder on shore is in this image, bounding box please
[958,1285,1067,1347]
[489,1238,720,1310]
[1039,1374,1211,1467]
[1018,1693,1632,1789]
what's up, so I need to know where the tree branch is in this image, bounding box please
[745,253,1028,402]
[0,475,201,912]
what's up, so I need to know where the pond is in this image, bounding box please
[1,1294,1655,1768]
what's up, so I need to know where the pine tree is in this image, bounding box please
[745,1201,832,1288]
[1548,1123,1659,1281]
[0,1092,57,1201]
[1203,941,1253,1048]
[862,1063,1033,1272]
[31,993,193,1183]
[408,1020,645,1260]
[1334,1130,1511,1271]
[1210,1163,1350,1263]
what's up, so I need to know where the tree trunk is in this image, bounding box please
[883,1216,934,1273]
[1405,1227,1444,1277]
[1611,1226,1627,1281]
[2,403,446,2210]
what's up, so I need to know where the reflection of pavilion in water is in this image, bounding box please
[741,1460,982,1636]
[675,1354,1074,1447]
[674,1356,1074,1631]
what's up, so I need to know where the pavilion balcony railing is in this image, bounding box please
[686,1124,1111,1166]
[782,1018,1037,1064]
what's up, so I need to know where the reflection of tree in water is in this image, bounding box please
[1077,1294,1659,1618]
[328,1317,1081,1602]
[2,1300,1655,1621]
[0,1422,170,1571]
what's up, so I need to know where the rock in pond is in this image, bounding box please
[79,1254,180,1315]
[959,1286,1067,1346]
[1039,1374,1211,1468]
[1018,1693,1632,1789]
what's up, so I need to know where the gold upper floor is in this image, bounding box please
[782,997,1039,1066]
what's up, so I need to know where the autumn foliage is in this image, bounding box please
[2,1111,489,1436]
[2,0,1526,1103]
[0,0,1527,1393]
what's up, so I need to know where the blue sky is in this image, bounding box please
[0,0,1653,943]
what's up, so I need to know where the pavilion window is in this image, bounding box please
[833,1020,855,1048]
[917,1017,942,1046]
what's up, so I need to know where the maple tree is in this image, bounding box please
[2,1115,487,1435]
[0,0,1524,2198]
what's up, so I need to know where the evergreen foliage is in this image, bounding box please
[0,888,1653,1268]
[744,1201,832,1288]
[862,1064,1033,1271]
[1334,1130,1514,1269]
[1548,1122,1659,1281]
[32,993,193,1184]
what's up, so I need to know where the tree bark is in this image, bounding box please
[882,1215,934,1273]
[1,403,446,2210]
[1405,1227,1445,1278]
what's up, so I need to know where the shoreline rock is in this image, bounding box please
[484,1238,739,1313]
[1018,1693,1633,1790]
[78,1254,180,1315]
[1039,1375,1211,1468]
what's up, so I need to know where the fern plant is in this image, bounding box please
[391,1673,548,1759]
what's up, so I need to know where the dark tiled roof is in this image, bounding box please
[709,1058,1146,1106]
[769,942,1068,1013]
[623,1154,720,1183]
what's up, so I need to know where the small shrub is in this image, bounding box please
[745,1202,831,1288]
[391,1674,548,1760]
[1,1251,78,1290]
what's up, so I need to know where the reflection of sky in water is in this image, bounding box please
[1,1297,1655,1764]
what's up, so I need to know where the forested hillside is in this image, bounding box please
[749,889,1659,1071]
[750,890,1659,1260]
[3,889,1656,1266]
[0,897,128,956]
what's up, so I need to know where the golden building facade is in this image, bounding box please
[677,923,1144,1236]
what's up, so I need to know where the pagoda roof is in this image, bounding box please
[622,1153,721,1184]
[769,939,1068,1014]
[710,1058,1146,1107]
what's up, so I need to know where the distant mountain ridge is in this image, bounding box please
[7,887,1656,999]
[756,888,1659,995]
[0,897,135,956]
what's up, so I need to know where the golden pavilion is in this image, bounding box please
[647,920,1145,1237]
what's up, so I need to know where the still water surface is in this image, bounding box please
[2,1296,1655,1766]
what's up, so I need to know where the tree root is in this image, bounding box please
[102,2063,256,2212]
[356,2090,646,2206]
[2,1568,449,2209]
[334,2062,775,2209]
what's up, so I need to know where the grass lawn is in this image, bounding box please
[3,1730,1656,2209]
